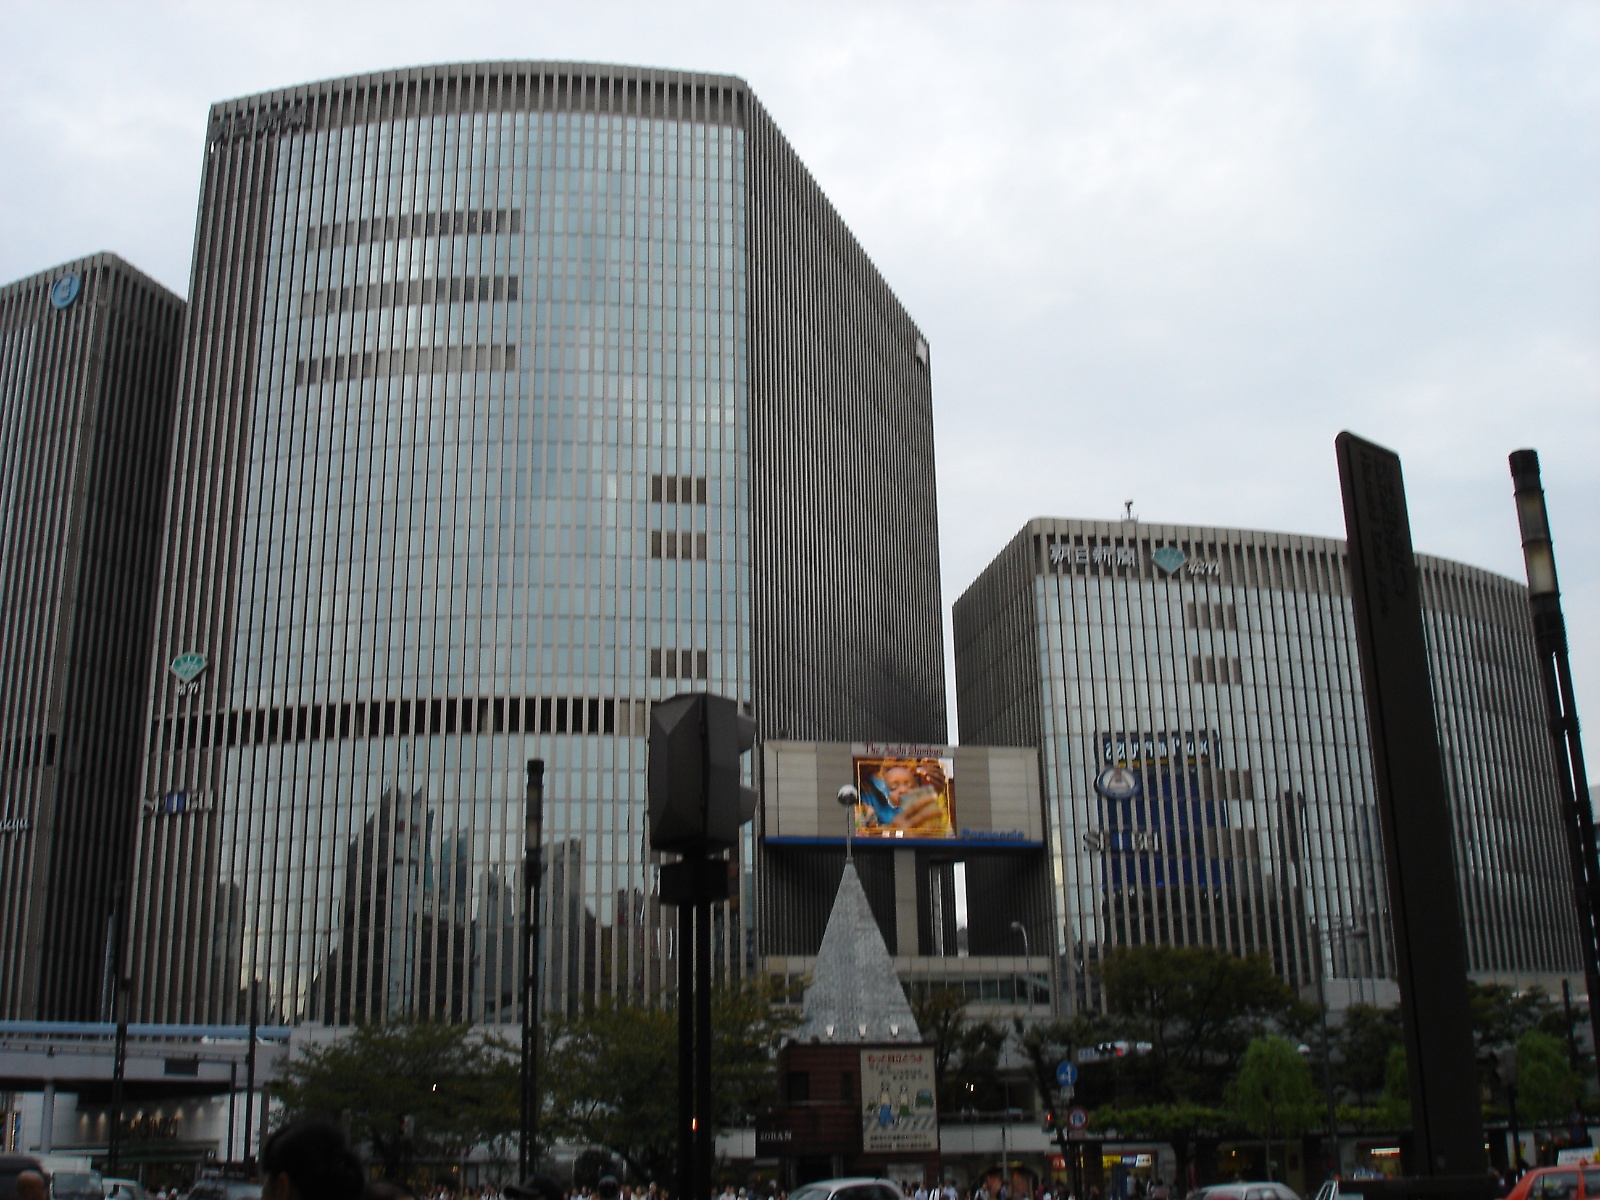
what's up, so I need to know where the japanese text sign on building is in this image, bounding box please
[860,1047,938,1153]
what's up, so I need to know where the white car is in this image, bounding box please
[103,1180,147,1200]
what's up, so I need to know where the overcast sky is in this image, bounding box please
[2,1,1596,740]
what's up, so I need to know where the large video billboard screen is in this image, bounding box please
[851,753,955,839]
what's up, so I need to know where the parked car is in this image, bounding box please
[1507,1165,1600,1200]
[50,1172,103,1200]
[102,1180,147,1200]
[1191,1184,1301,1200]
[1,1156,48,1200]
[790,1180,904,1200]
[186,1181,261,1200]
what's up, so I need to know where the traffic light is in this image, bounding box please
[1042,1111,1057,1134]
[648,692,758,854]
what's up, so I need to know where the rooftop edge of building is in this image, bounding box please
[1,251,185,306]
[961,514,1531,596]
[208,60,753,118]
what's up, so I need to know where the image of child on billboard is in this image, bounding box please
[852,756,955,838]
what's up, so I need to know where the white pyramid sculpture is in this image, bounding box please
[792,860,922,1043]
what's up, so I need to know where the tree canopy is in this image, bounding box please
[1515,1029,1584,1124]
[273,1020,518,1182]
[1226,1036,1321,1141]
[542,981,795,1186]
[1094,945,1303,1105]
[912,987,1009,1115]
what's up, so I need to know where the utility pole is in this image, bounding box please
[1510,450,1600,1088]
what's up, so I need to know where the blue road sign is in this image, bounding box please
[1056,1060,1079,1088]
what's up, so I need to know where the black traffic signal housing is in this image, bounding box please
[648,692,757,854]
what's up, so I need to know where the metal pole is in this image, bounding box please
[520,758,545,1179]
[696,893,714,1200]
[677,890,695,1200]
[106,877,129,1176]
[1510,450,1600,1087]
[243,987,257,1167]
[1010,922,1030,1014]
[1314,933,1337,1180]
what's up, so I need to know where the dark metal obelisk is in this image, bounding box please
[1335,432,1487,1191]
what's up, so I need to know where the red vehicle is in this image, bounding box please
[1506,1166,1600,1200]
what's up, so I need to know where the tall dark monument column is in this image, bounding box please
[1335,432,1486,1186]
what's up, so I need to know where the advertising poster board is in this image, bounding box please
[852,754,955,840]
[860,1046,938,1153]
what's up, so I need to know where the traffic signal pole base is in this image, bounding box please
[661,857,731,906]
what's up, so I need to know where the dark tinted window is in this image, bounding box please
[1582,1170,1600,1197]
[1536,1173,1579,1200]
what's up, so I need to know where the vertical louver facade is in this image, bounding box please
[127,63,943,1024]
[0,254,184,1018]
[955,518,1579,1013]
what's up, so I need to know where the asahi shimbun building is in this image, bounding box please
[954,517,1583,1012]
[127,62,946,1026]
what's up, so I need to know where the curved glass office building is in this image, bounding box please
[954,518,1580,1012]
[129,63,945,1024]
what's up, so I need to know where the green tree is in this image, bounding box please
[543,981,795,1186]
[1516,1030,1584,1124]
[1379,1044,1410,1130]
[1332,1004,1403,1105]
[1226,1037,1321,1180]
[273,1020,518,1182]
[911,987,1009,1115]
[1096,946,1302,1105]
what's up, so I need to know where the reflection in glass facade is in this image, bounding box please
[954,518,1580,1013]
[129,65,945,1025]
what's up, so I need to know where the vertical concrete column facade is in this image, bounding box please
[0,255,184,1020]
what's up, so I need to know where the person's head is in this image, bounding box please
[15,1172,47,1200]
[364,1184,417,1200]
[596,1179,619,1200]
[260,1118,365,1200]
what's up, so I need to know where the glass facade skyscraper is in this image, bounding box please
[129,63,945,1025]
[954,518,1580,1013]
[0,254,184,1020]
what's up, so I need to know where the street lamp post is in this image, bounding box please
[1509,450,1600,1088]
[1010,921,1030,1014]
[1311,922,1367,1180]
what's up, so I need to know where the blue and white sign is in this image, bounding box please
[50,273,82,310]
[1094,766,1141,800]
[1056,1060,1079,1088]
[1066,1106,1089,1131]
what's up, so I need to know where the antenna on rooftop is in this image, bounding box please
[1124,500,1137,522]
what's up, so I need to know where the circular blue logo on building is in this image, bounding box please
[50,273,82,310]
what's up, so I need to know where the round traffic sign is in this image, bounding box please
[1066,1106,1089,1131]
[1056,1060,1079,1088]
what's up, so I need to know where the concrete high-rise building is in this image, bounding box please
[0,254,184,1019]
[954,518,1581,1013]
[128,63,945,1025]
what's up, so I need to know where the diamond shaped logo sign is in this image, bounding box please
[169,652,208,683]
[1151,547,1187,576]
